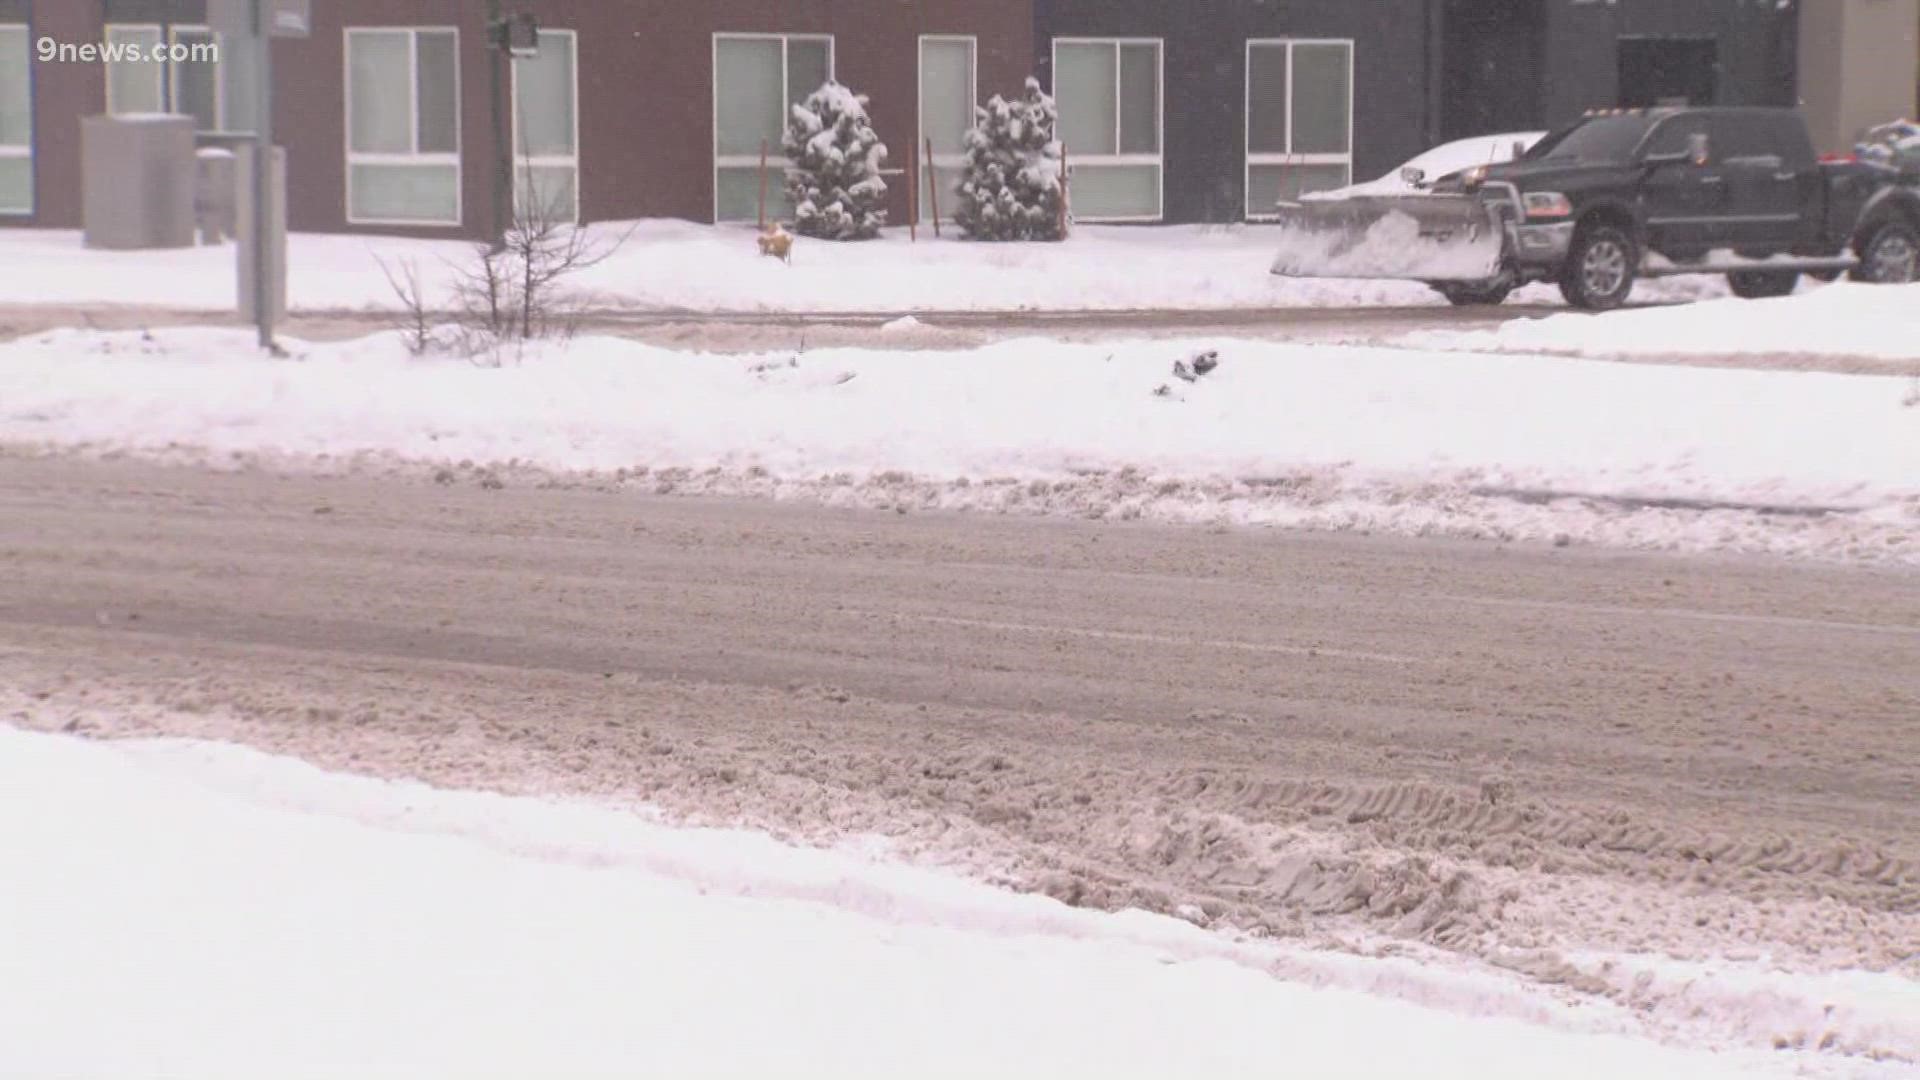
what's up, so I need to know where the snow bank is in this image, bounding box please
[0,327,1913,562]
[1565,952,1920,1066]
[0,727,1858,1079]
[1408,282,1920,363]
[0,219,1732,314]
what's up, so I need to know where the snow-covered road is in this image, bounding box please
[3,456,1916,1068]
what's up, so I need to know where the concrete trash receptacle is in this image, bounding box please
[81,114,197,250]
[196,148,238,244]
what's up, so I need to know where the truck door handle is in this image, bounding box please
[1773,172,1797,181]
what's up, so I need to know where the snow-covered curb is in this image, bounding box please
[1,326,1913,563]
[1405,282,1920,364]
[3,726,1900,1078]
[0,219,1740,314]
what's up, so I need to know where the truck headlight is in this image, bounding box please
[1522,192,1574,220]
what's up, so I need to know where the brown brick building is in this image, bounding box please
[0,0,1034,237]
[9,2,1904,236]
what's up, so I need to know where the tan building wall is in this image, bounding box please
[1800,0,1920,154]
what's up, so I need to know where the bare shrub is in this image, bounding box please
[374,256,435,357]
[379,165,632,364]
[458,184,633,346]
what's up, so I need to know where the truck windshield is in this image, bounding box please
[1527,116,1659,162]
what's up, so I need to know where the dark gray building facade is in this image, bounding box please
[1035,0,1801,224]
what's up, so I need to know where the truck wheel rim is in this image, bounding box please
[1582,240,1629,296]
[1870,234,1917,283]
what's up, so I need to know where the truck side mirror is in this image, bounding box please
[1400,166,1427,186]
[1688,132,1711,167]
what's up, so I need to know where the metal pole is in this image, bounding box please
[925,137,942,238]
[1425,0,1445,148]
[758,138,769,230]
[252,0,274,350]
[489,0,509,251]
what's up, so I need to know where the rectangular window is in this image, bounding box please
[1246,39,1354,219]
[0,22,29,215]
[104,24,165,115]
[106,23,254,134]
[918,35,975,225]
[512,28,578,224]
[1053,38,1162,221]
[220,29,259,134]
[345,27,461,226]
[713,33,833,224]
[169,26,220,131]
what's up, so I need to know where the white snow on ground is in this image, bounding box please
[1408,282,1920,363]
[1563,952,1920,1067]
[0,726,1891,1080]
[1,326,1914,562]
[0,220,1733,313]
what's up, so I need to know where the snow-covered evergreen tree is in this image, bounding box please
[954,78,1066,242]
[782,82,889,241]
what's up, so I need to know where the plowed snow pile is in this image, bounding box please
[3,726,1901,1079]
[1407,281,1920,364]
[1,325,1914,562]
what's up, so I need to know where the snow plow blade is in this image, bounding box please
[1268,196,1507,282]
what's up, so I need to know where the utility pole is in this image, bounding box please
[488,0,510,253]
[486,8,540,252]
[215,0,304,352]
[251,0,275,349]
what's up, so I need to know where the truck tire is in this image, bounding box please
[1727,271,1798,299]
[1559,225,1638,311]
[1851,221,1918,284]
[1431,280,1514,306]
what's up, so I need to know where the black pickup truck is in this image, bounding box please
[1270,106,1920,310]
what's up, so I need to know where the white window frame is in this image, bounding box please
[343,26,463,228]
[103,23,166,116]
[711,32,835,224]
[511,27,580,225]
[1050,36,1164,223]
[917,34,976,225]
[0,21,31,216]
[167,24,228,132]
[1244,38,1355,221]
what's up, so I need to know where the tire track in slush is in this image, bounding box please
[835,608,1422,666]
